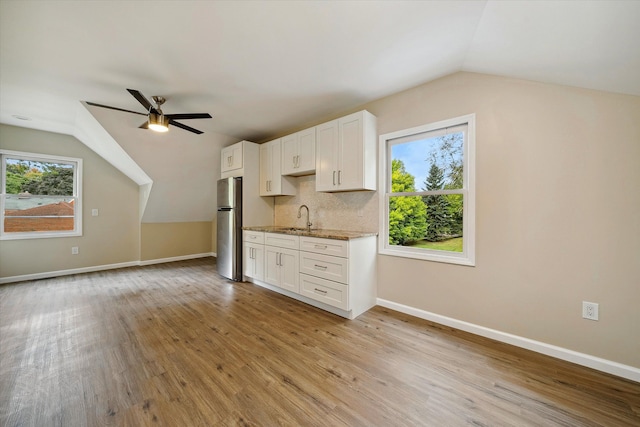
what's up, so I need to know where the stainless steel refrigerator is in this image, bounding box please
[216,177,243,281]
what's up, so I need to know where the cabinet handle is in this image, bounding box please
[250,235,256,239]
[314,264,327,270]
[333,171,336,185]
[296,155,300,168]
[314,244,327,249]
[338,170,342,184]
[314,288,327,294]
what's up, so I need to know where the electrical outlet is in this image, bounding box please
[71,246,79,255]
[582,301,599,321]
[92,209,99,216]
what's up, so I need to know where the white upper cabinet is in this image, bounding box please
[221,141,243,176]
[281,127,316,176]
[260,139,296,196]
[315,110,377,192]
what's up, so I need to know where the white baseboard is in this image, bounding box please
[139,252,214,266]
[0,261,140,284]
[0,253,214,284]
[377,298,640,383]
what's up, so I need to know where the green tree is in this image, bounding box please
[429,132,464,237]
[5,162,31,194]
[5,172,27,194]
[423,163,451,241]
[389,159,427,245]
[21,165,73,195]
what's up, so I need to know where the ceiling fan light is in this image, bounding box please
[148,113,169,132]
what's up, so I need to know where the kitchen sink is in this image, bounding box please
[272,226,318,233]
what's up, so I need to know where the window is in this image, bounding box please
[379,114,475,265]
[1,150,82,240]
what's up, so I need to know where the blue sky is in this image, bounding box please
[391,132,463,189]
[392,136,441,186]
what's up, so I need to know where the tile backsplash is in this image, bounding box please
[274,175,378,232]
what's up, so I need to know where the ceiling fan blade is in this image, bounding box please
[85,101,147,116]
[127,89,158,113]
[169,120,203,134]
[165,113,212,120]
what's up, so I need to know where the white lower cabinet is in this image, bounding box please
[298,235,376,318]
[263,232,299,293]
[264,245,299,293]
[244,243,264,281]
[242,231,376,319]
[299,273,348,311]
[299,250,348,284]
[243,231,265,281]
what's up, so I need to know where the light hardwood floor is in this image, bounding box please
[1,258,638,426]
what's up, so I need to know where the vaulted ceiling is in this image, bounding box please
[1,1,639,221]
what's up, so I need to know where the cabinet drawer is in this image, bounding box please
[265,233,299,250]
[300,274,348,310]
[299,251,348,284]
[243,230,264,244]
[299,236,348,257]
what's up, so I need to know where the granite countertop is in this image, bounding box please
[242,225,377,241]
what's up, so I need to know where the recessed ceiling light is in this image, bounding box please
[12,115,32,121]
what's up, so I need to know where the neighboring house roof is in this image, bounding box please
[5,200,74,217]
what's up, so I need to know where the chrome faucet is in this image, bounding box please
[297,204,312,232]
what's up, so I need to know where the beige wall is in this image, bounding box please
[362,72,639,367]
[0,124,140,278]
[141,222,213,261]
[272,72,640,368]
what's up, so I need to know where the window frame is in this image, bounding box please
[1,149,83,240]
[378,114,476,266]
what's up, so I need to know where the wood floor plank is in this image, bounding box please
[1,258,639,426]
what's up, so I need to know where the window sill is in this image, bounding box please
[1,230,82,241]
[379,246,475,266]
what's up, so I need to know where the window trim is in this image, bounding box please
[1,149,83,240]
[378,114,475,266]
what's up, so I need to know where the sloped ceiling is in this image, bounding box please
[1,1,639,222]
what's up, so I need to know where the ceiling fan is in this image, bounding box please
[86,89,212,134]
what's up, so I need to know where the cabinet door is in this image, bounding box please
[263,246,298,293]
[296,127,316,174]
[281,134,298,175]
[260,140,294,196]
[315,120,338,192]
[244,242,264,281]
[336,113,363,190]
[264,245,281,286]
[222,143,243,173]
[279,248,299,293]
[259,142,273,196]
[243,243,254,278]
